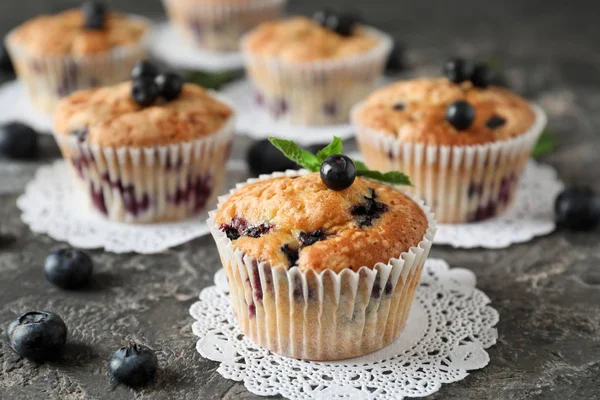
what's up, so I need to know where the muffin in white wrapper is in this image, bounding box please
[162,0,287,52]
[242,18,393,126]
[208,170,437,361]
[5,12,150,114]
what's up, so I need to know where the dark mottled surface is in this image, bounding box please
[1,1,600,399]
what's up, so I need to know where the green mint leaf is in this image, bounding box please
[531,128,557,158]
[356,169,412,186]
[187,70,240,90]
[268,137,321,172]
[316,136,343,162]
[353,160,369,172]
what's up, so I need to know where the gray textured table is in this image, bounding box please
[1,1,599,399]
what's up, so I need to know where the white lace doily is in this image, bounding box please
[191,258,499,400]
[0,80,53,133]
[150,23,245,72]
[16,159,248,254]
[435,161,564,249]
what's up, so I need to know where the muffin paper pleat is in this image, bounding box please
[5,16,151,115]
[353,104,547,224]
[208,170,437,361]
[241,27,393,126]
[52,94,235,224]
[162,0,286,52]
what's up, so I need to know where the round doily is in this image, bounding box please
[150,23,245,72]
[0,80,53,133]
[435,161,564,249]
[191,258,499,400]
[16,159,248,254]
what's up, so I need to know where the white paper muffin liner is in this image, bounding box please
[4,15,151,115]
[208,170,437,361]
[52,94,235,224]
[352,104,547,224]
[241,27,393,126]
[162,0,286,52]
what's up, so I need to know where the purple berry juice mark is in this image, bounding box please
[248,302,256,318]
[371,279,382,299]
[384,281,394,296]
[89,185,108,215]
[468,182,483,198]
[251,261,263,302]
[194,175,213,211]
[324,102,337,117]
[350,188,388,227]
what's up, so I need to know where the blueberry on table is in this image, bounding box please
[108,343,158,387]
[131,60,160,80]
[443,58,472,83]
[132,77,160,107]
[246,139,300,176]
[0,43,14,74]
[155,73,184,102]
[7,311,68,361]
[555,187,600,231]
[446,100,476,131]
[471,62,492,88]
[385,40,406,74]
[0,122,38,159]
[44,248,94,290]
[320,155,356,191]
[82,0,107,30]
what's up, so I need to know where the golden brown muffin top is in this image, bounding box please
[243,16,381,62]
[353,78,537,146]
[214,173,429,273]
[8,10,148,57]
[54,82,233,147]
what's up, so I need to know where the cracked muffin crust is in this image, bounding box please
[214,173,428,273]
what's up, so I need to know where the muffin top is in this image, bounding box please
[54,82,233,147]
[215,173,429,274]
[354,78,536,146]
[243,17,381,62]
[8,9,148,56]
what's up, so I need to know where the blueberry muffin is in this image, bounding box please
[209,171,436,360]
[352,65,547,224]
[242,13,392,126]
[53,69,235,223]
[5,2,149,114]
[162,0,286,52]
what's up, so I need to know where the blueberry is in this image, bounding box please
[131,60,160,80]
[313,9,360,37]
[246,139,300,176]
[81,1,107,30]
[443,58,472,83]
[132,77,160,107]
[108,342,158,387]
[155,73,184,102]
[486,115,506,129]
[385,40,405,74]
[44,248,93,290]
[312,9,335,26]
[471,62,492,88]
[555,187,600,231]
[281,244,299,267]
[299,229,326,247]
[320,155,356,191]
[0,122,38,159]
[7,311,67,361]
[446,100,476,131]
[0,43,14,74]
[392,102,406,111]
[350,188,388,227]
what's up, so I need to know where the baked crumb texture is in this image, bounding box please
[242,17,393,126]
[163,0,286,52]
[210,171,437,360]
[53,82,235,224]
[353,77,547,223]
[6,9,150,114]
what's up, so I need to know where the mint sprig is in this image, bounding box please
[531,128,557,158]
[268,136,412,186]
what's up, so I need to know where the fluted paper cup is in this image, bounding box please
[5,15,151,115]
[241,27,393,126]
[53,93,235,224]
[353,104,547,224]
[163,0,286,52]
[208,170,437,360]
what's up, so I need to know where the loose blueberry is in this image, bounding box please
[486,115,506,129]
[385,40,405,74]
[0,122,38,159]
[443,58,472,83]
[246,139,300,177]
[155,73,184,102]
[320,155,356,191]
[44,248,94,290]
[0,43,14,74]
[471,62,492,88]
[555,187,600,231]
[7,311,68,361]
[108,342,158,387]
[131,60,160,80]
[81,0,107,30]
[132,77,160,107]
[446,100,476,131]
